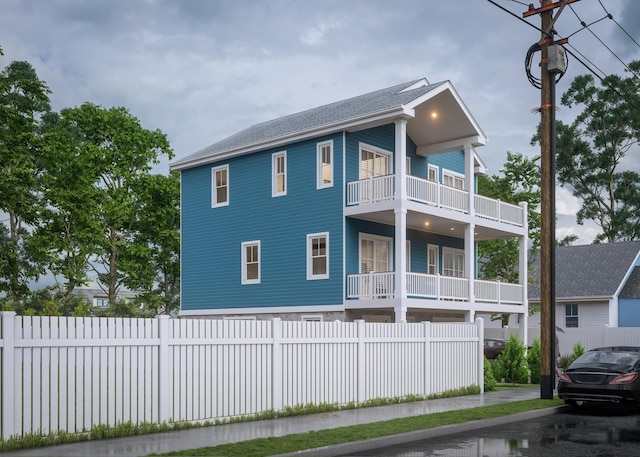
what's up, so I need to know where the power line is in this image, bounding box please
[597,0,640,50]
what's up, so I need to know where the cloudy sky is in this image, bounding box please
[2,0,639,244]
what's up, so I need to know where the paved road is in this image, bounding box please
[341,404,640,456]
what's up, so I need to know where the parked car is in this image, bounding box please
[484,338,508,360]
[557,346,640,409]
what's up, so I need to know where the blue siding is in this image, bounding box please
[619,299,640,327]
[427,150,465,178]
[181,134,344,311]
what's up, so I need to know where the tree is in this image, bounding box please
[477,152,541,326]
[535,61,640,243]
[0,61,51,303]
[40,102,173,314]
[124,171,180,316]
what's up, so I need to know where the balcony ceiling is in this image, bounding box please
[407,90,481,151]
[349,210,520,241]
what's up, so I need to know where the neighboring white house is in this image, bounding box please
[528,241,640,329]
[71,282,138,308]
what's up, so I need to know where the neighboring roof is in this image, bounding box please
[171,78,487,171]
[528,241,640,301]
[620,266,640,299]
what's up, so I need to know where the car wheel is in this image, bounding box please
[564,399,584,409]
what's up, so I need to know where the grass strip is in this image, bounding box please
[152,397,563,457]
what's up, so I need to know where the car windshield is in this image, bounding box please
[570,350,640,369]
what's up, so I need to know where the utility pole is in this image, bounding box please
[523,0,572,399]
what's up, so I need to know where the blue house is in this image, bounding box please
[171,78,529,326]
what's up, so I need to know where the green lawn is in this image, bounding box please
[150,397,563,457]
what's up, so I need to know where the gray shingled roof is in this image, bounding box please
[528,241,640,300]
[171,78,446,170]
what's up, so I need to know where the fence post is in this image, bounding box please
[1,311,16,440]
[156,315,170,424]
[272,318,282,412]
[423,321,432,396]
[476,317,485,393]
[356,320,366,404]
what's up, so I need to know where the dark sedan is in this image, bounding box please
[558,346,640,409]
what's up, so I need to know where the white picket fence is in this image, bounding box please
[0,312,484,440]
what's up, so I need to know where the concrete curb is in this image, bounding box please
[274,406,570,457]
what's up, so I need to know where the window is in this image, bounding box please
[242,241,260,284]
[307,232,329,279]
[94,297,109,308]
[442,248,464,277]
[317,141,333,188]
[406,157,411,175]
[359,143,390,179]
[442,169,464,190]
[272,151,287,197]
[212,165,229,207]
[565,304,578,328]
[428,165,439,182]
[406,240,411,272]
[302,315,323,322]
[428,244,439,275]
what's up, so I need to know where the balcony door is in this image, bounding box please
[359,234,392,298]
[359,144,391,202]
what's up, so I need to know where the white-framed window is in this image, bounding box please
[428,164,439,182]
[565,304,579,328]
[442,247,464,277]
[427,244,439,275]
[94,297,109,308]
[302,315,323,322]
[317,140,333,189]
[406,157,411,175]
[272,151,287,197]
[211,165,229,207]
[359,234,392,273]
[442,169,464,190]
[359,142,391,179]
[307,232,329,280]
[241,240,261,284]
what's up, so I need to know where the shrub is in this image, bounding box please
[484,357,497,391]
[496,334,529,384]
[571,342,585,361]
[527,338,541,384]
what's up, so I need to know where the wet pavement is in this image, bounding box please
[1,386,549,457]
[339,404,640,456]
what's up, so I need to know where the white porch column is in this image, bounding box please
[519,201,529,344]
[394,119,408,323]
[464,144,475,217]
[465,223,475,313]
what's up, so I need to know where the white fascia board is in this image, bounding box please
[528,295,615,305]
[170,107,413,171]
[180,304,345,316]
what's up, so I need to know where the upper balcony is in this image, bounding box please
[346,174,525,228]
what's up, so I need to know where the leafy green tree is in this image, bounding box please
[0,61,51,302]
[124,171,181,316]
[535,61,640,243]
[477,152,541,326]
[496,334,529,384]
[39,103,173,314]
[527,338,541,384]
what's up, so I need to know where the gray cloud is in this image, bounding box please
[1,0,638,244]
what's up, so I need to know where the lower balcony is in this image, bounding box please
[346,272,524,305]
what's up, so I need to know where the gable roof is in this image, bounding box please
[171,78,487,171]
[528,241,640,301]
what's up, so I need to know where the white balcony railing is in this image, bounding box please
[347,272,525,306]
[347,175,524,227]
[347,272,395,299]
